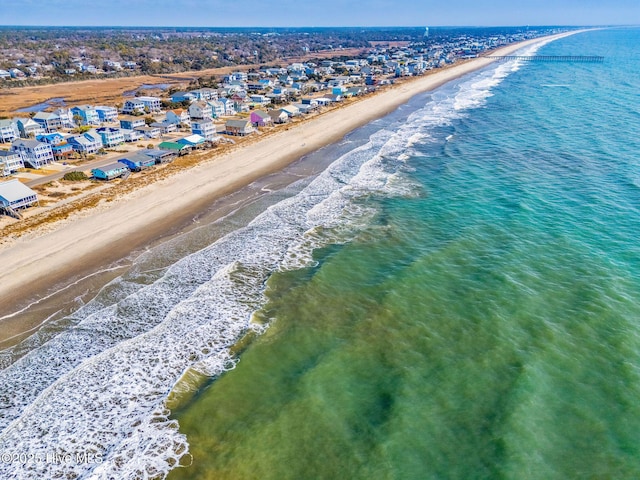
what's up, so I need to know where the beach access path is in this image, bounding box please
[0,32,579,334]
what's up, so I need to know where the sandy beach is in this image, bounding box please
[0,33,573,344]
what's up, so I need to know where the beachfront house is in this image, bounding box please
[188,101,213,120]
[94,106,119,123]
[157,141,190,156]
[177,134,206,148]
[96,127,125,147]
[165,109,191,127]
[67,132,103,154]
[70,105,100,126]
[91,162,129,180]
[120,116,146,130]
[32,111,62,133]
[0,179,38,209]
[15,118,45,138]
[11,139,54,168]
[191,119,217,141]
[346,86,365,97]
[225,119,254,136]
[0,120,19,143]
[280,105,301,117]
[119,153,156,172]
[36,133,73,160]
[137,148,177,164]
[0,150,24,176]
[292,103,315,114]
[250,110,273,127]
[268,109,289,124]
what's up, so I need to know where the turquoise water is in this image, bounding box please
[169,29,640,479]
[2,28,640,479]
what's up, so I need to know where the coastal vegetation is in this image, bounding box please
[0,26,553,87]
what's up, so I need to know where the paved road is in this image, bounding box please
[24,153,131,187]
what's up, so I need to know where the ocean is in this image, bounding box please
[2,28,640,479]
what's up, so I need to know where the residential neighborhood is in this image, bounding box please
[0,26,565,217]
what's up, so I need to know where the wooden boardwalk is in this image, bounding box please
[487,55,604,63]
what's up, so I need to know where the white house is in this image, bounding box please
[32,111,62,133]
[11,139,54,168]
[219,98,237,116]
[190,88,218,101]
[188,101,213,120]
[165,109,191,127]
[249,94,271,106]
[191,119,217,141]
[96,127,125,147]
[0,119,19,143]
[53,108,75,128]
[0,150,24,175]
[95,106,119,123]
[67,132,103,154]
[0,179,38,209]
[136,96,162,113]
[122,99,146,115]
[120,129,144,142]
[15,118,45,138]
[208,100,226,119]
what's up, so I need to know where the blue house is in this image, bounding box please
[95,106,119,123]
[122,99,146,115]
[96,127,125,147]
[0,150,24,176]
[32,111,62,133]
[120,153,156,172]
[15,118,45,138]
[0,119,19,143]
[120,116,146,130]
[67,132,103,154]
[36,133,73,160]
[91,162,130,180]
[70,105,100,126]
[171,91,197,104]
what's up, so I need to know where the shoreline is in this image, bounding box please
[0,32,578,346]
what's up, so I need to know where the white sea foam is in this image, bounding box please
[0,54,529,479]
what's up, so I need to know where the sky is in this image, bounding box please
[0,0,639,27]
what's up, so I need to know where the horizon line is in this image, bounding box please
[0,24,629,29]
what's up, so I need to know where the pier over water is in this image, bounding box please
[487,55,604,63]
